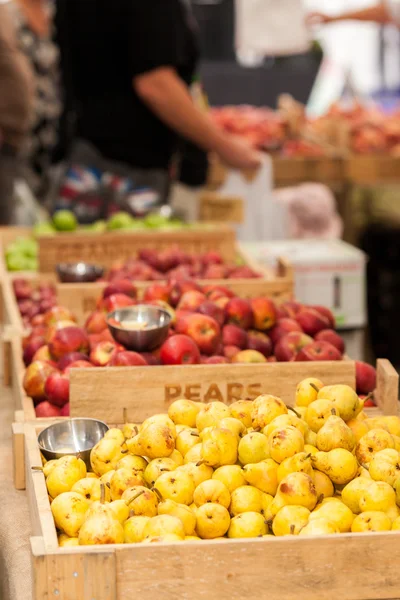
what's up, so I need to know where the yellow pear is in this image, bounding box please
[316,416,356,452]
[109,468,146,501]
[107,500,130,524]
[295,378,324,407]
[143,458,177,487]
[78,509,124,545]
[168,449,184,467]
[46,456,87,498]
[356,429,395,465]
[312,471,334,500]
[243,459,279,495]
[185,535,201,541]
[196,402,231,431]
[228,512,267,538]
[177,462,213,488]
[176,428,201,457]
[104,428,125,445]
[251,395,288,429]
[341,477,372,514]
[359,481,396,513]
[394,477,400,507]
[90,438,125,476]
[238,432,269,465]
[201,427,238,467]
[229,485,263,516]
[195,503,230,539]
[144,534,183,543]
[317,385,361,422]
[392,516,400,530]
[58,534,80,547]
[99,469,115,487]
[312,449,358,485]
[351,511,392,532]
[126,423,175,460]
[369,449,400,486]
[154,470,195,505]
[276,472,318,511]
[51,491,89,537]
[272,505,310,536]
[263,413,307,439]
[219,417,246,438]
[299,518,339,536]
[376,416,400,437]
[304,444,318,456]
[305,400,339,433]
[168,399,201,427]
[121,421,140,440]
[356,465,372,479]
[260,492,274,517]
[212,465,246,493]
[184,444,203,464]
[43,459,58,478]
[193,480,231,509]
[229,400,253,428]
[304,429,318,446]
[268,426,304,464]
[347,420,370,443]
[122,486,158,517]
[143,514,185,539]
[277,452,313,484]
[158,500,196,535]
[310,498,354,532]
[140,414,176,437]
[124,515,151,543]
[71,477,105,504]
[116,455,148,472]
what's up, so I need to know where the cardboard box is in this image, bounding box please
[242,239,367,329]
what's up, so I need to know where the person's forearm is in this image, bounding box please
[329,2,391,23]
[134,67,226,154]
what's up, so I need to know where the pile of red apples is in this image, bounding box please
[13,278,57,329]
[21,277,377,418]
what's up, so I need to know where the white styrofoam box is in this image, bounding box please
[341,329,366,362]
[243,239,367,329]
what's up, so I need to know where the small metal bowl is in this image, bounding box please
[56,262,104,283]
[107,305,172,352]
[38,418,109,469]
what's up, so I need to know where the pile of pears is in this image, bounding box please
[45,378,400,546]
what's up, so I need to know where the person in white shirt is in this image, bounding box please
[308,1,400,26]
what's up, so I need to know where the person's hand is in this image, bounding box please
[216,135,263,171]
[307,12,333,25]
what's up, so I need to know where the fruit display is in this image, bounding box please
[5,237,38,272]
[41,379,400,546]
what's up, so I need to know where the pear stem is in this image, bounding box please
[126,490,145,506]
[31,466,44,471]
[287,406,301,419]
[290,524,295,535]
[152,487,163,502]
[100,483,106,504]
[309,383,320,393]
[190,432,200,437]
[196,460,206,467]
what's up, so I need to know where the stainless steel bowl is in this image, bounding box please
[38,418,109,469]
[56,262,104,283]
[107,305,171,351]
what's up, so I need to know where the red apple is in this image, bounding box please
[49,326,90,360]
[64,360,94,374]
[295,340,342,362]
[223,345,241,360]
[43,306,76,327]
[276,301,303,320]
[222,324,248,349]
[101,294,136,313]
[247,330,273,357]
[296,308,331,337]
[140,352,161,366]
[23,336,46,366]
[229,266,259,279]
[32,345,52,363]
[58,352,91,371]
[270,318,303,345]
[85,310,108,334]
[214,296,230,311]
[31,314,46,327]
[160,334,201,365]
[45,320,77,343]
[206,286,235,300]
[250,297,277,331]
[23,327,46,349]
[177,290,207,312]
[143,284,171,304]
[203,356,229,364]
[109,351,148,367]
[275,332,313,362]
[181,313,221,355]
[23,360,58,401]
[311,305,336,329]
[197,301,225,327]
[103,280,137,299]
[356,361,377,395]
[201,250,223,265]
[13,278,33,300]
[90,341,119,366]
[315,329,345,354]
[232,349,267,363]
[60,402,70,416]
[225,298,254,330]
[35,401,61,418]
[168,280,202,307]
[45,372,69,407]
[203,264,229,279]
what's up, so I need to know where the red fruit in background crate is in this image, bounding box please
[232,349,267,363]
[203,264,229,279]
[85,310,108,334]
[275,332,313,362]
[276,301,303,320]
[45,372,70,407]
[64,360,94,374]
[90,341,118,366]
[270,318,302,345]
[203,356,229,364]
[13,278,33,300]
[182,314,221,355]
[45,320,77,343]
[143,284,171,304]
[23,336,46,366]
[177,291,206,312]
[101,293,136,313]
[23,360,58,401]
[160,334,201,365]
[35,401,61,418]
[109,351,148,367]
[58,352,91,371]
[226,298,254,330]
[296,308,330,336]
[295,341,342,362]
[32,345,52,363]
[49,326,90,360]
[198,301,225,327]
[103,280,137,299]
[250,298,276,331]
[140,352,161,366]
[206,286,235,300]
[222,324,248,349]
[201,250,223,265]
[356,361,377,395]
[247,330,273,358]
[311,305,336,329]
[223,345,241,360]
[43,306,76,326]
[315,329,345,355]
[60,402,70,416]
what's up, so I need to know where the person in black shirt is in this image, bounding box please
[55,0,260,203]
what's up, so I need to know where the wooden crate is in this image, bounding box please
[273,156,345,186]
[22,358,400,600]
[347,155,400,185]
[37,225,237,273]
[56,251,294,326]
[0,225,34,279]
[199,192,244,223]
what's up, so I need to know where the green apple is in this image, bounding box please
[107,211,135,230]
[52,210,78,232]
[33,221,56,236]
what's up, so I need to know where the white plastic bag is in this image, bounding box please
[235,0,311,57]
